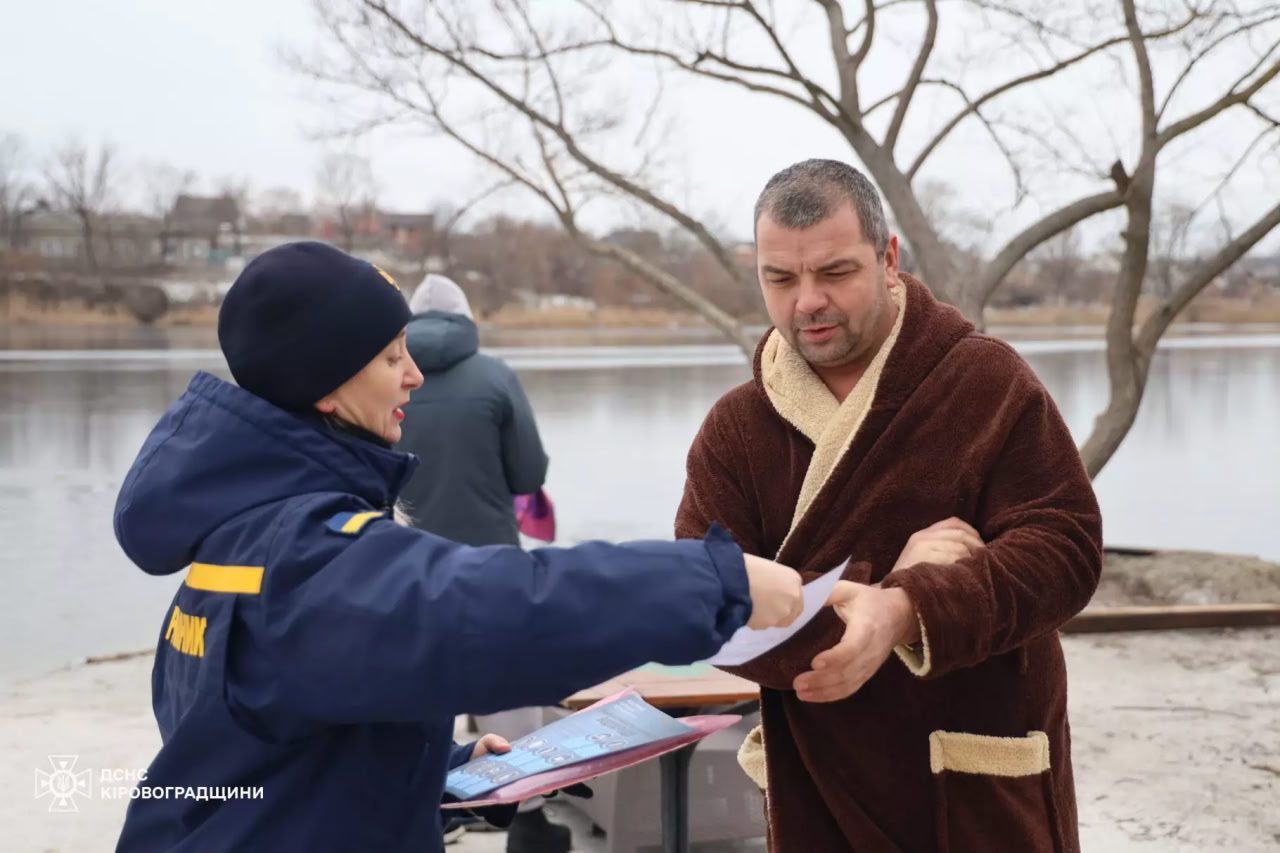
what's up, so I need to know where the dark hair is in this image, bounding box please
[753,159,889,258]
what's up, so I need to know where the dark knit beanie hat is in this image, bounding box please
[218,241,411,411]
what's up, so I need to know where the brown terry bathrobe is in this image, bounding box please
[675,275,1102,852]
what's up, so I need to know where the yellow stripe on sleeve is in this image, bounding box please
[341,510,385,534]
[186,563,265,595]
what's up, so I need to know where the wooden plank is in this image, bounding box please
[1062,604,1280,634]
[563,663,758,711]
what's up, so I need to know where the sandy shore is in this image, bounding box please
[4,624,1277,853]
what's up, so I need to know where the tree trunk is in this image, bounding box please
[1078,0,1164,479]
[879,171,958,304]
[78,208,97,272]
[1078,363,1147,478]
[1081,148,1155,478]
[840,135,964,313]
[572,230,755,358]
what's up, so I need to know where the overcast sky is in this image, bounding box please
[4,0,1278,254]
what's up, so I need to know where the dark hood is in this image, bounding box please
[113,371,418,576]
[405,311,479,372]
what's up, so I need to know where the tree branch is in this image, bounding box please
[850,0,875,69]
[479,36,836,120]
[473,36,812,96]
[1193,121,1280,217]
[361,0,752,289]
[976,190,1124,303]
[862,88,901,118]
[420,90,563,215]
[571,0,618,39]
[441,178,516,236]
[845,0,914,36]
[689,48,841,114]
[996,118,1108,182]
[670,0,748,8]
[965,0,1098,49]
[1157,10,1280,121]
[420,96,655,340]
[492,2,869,142]
[902,78,1025,198]
[509,0,566,125]
[814,0,862,111]
[1136,200,1280,353]
[1157,55,1280,150]
[909,12,1200,177]
[1126,0,1158,213]
[531,126,574,214]
[734,0,855,125]
[885,0,938,152]
[1245,100,1280,126]
[568,227,754,356]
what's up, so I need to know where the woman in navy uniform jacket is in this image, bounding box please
[112,241,803,852]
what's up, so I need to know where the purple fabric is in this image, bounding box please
[513,489,556,542]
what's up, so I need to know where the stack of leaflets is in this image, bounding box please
[443,689,740,808]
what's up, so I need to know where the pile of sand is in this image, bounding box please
[1096,549,1280,606]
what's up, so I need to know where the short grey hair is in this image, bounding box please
[753,159,889,258]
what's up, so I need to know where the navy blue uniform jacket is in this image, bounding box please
[111,371,751,852]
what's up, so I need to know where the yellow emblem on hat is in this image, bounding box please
[373,264,400,290]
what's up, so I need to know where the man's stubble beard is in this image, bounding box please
[792,318,860,367]
[792,271,889,368]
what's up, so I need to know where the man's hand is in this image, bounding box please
[792,582,917,703]
[743,554,804,629]
[470,734,511,760]
[794,522,981,702]
[892,517,984,572]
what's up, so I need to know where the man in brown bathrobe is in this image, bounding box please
[676,159,1103,852]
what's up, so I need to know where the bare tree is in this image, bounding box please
[315,151,377,252]
[0,133,35,251]
[141,161,196,262]
[1079,0,1280,476]
[299,0,1280,475]
[43,139,117,271]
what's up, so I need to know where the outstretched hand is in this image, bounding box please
[792,581,918,703]
[742,554,804,629]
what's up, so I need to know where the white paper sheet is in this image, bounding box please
[700,560,848,666]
